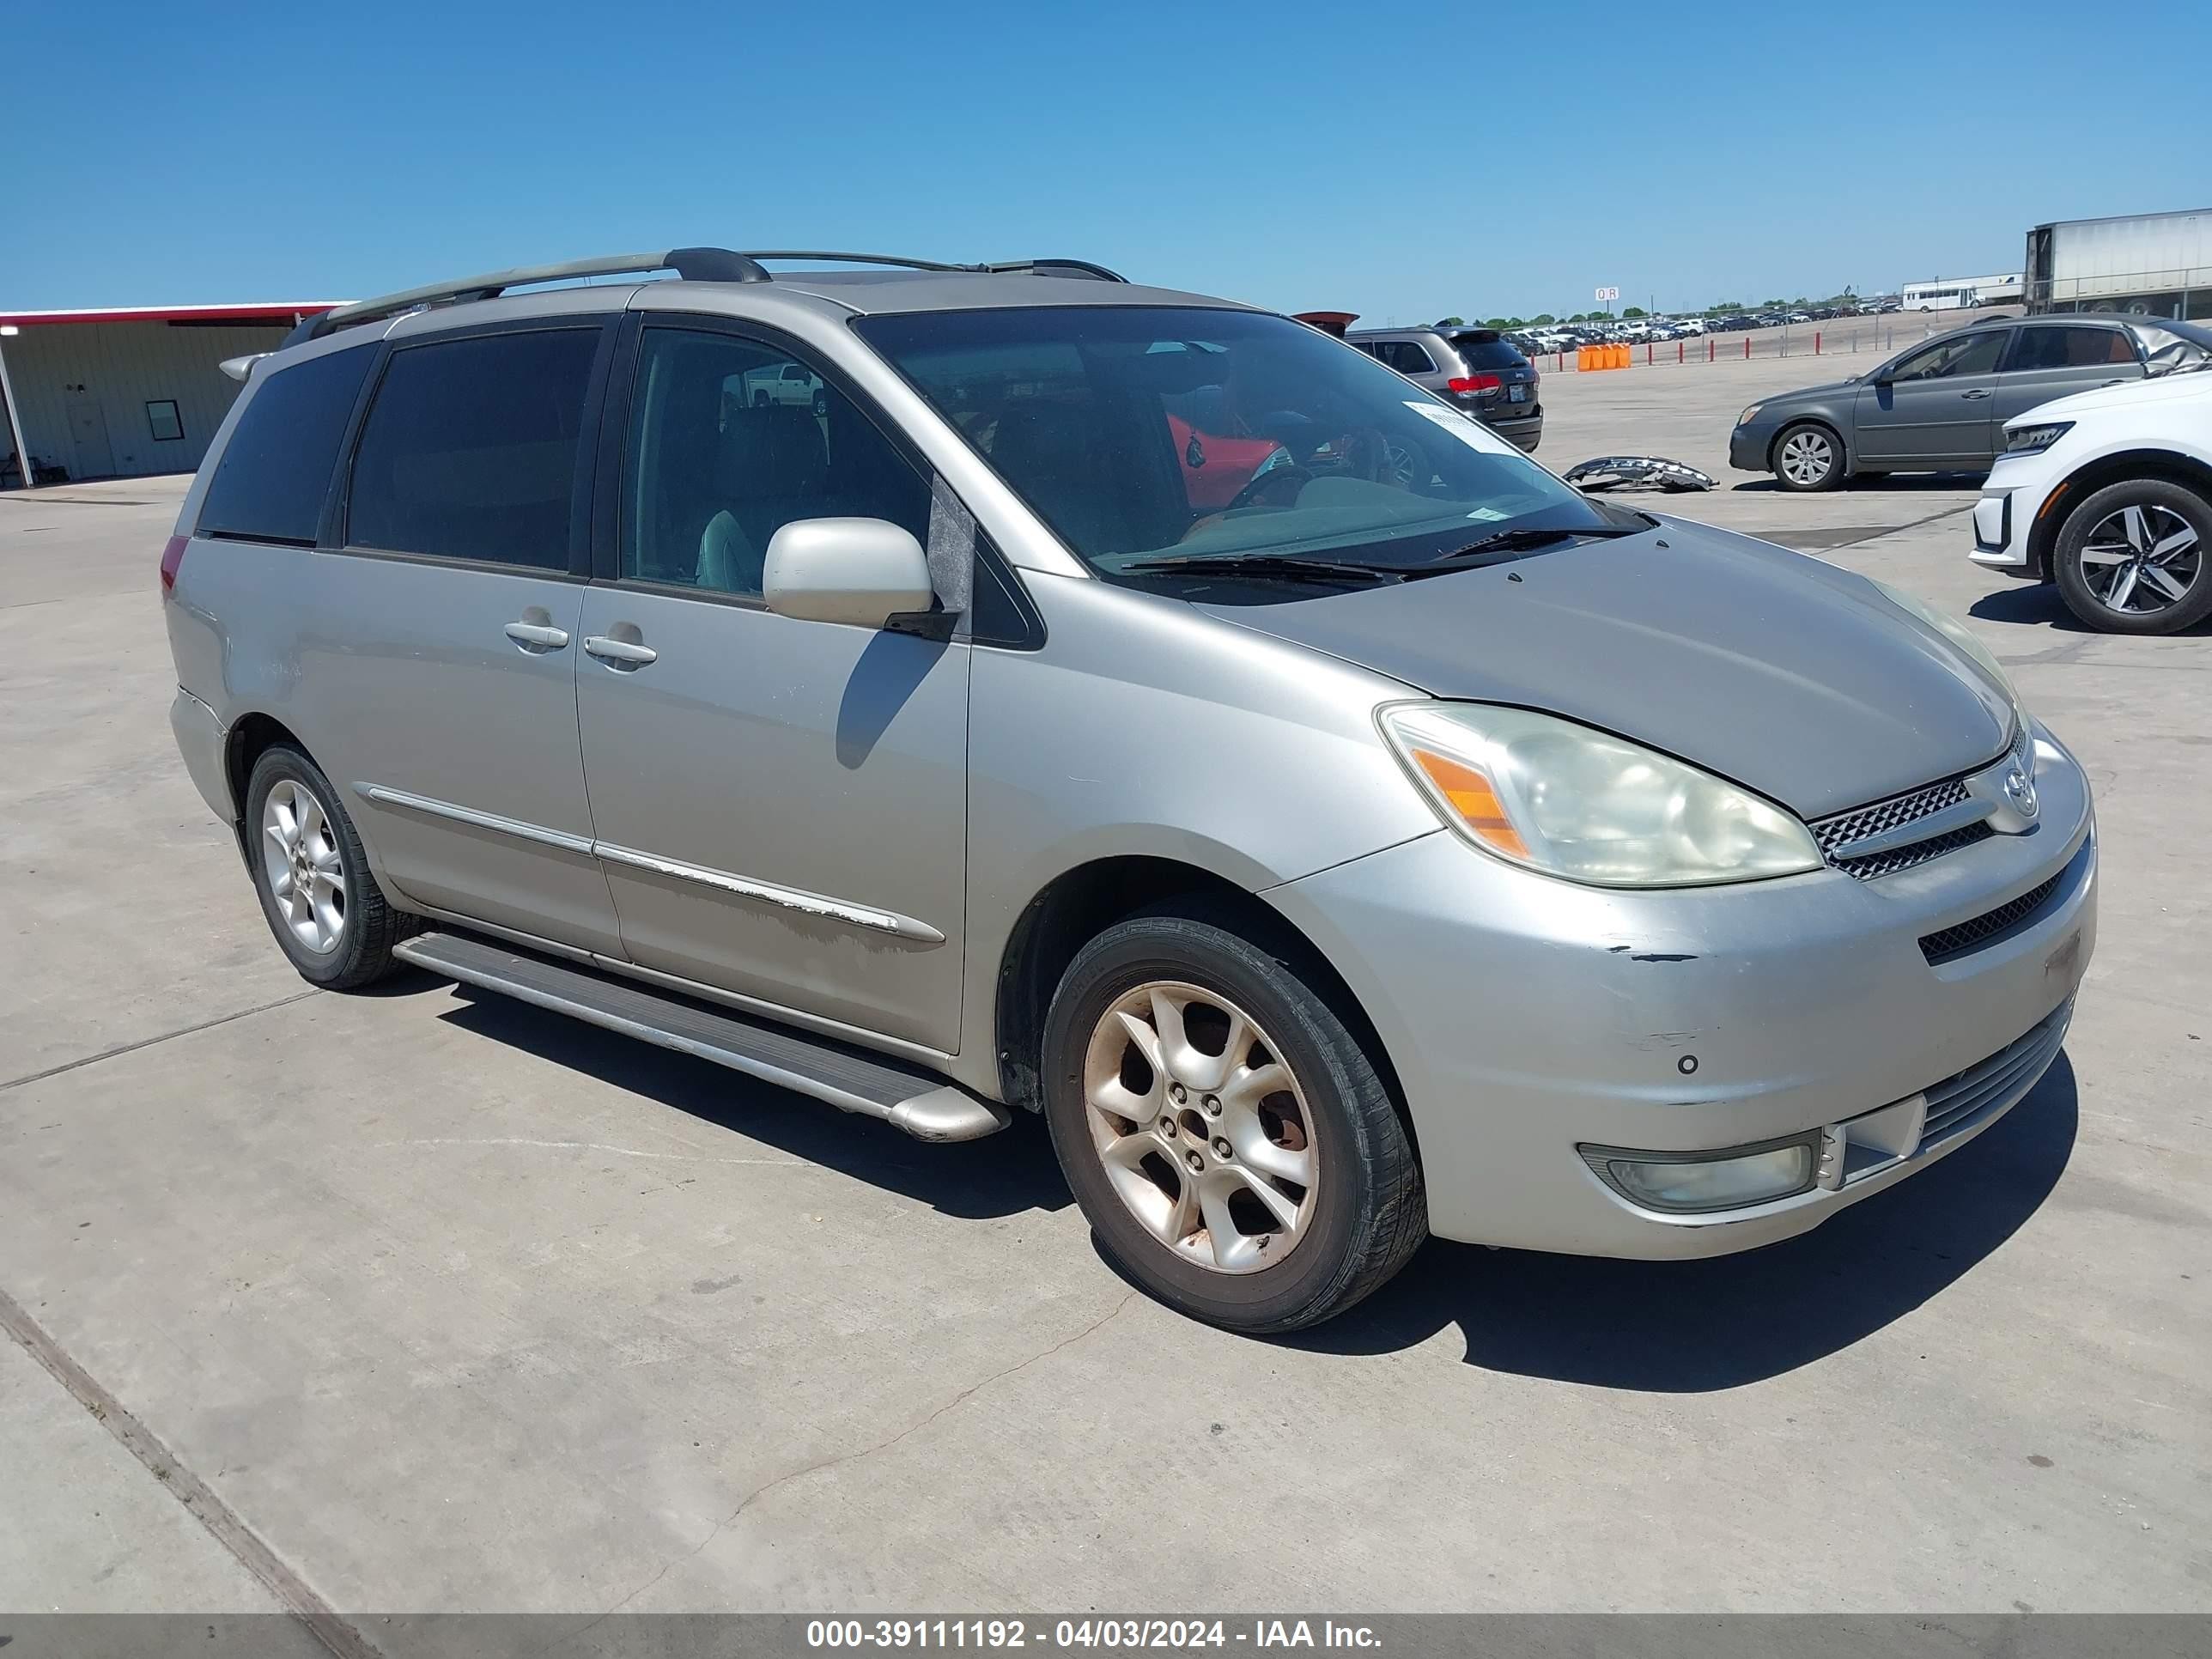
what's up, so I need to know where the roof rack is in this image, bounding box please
[286,247,1127,347]
[287,248,768,346]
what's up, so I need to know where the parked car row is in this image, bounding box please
[1500,301,1899,360]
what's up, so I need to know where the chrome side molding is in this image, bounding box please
[356,783,944,944]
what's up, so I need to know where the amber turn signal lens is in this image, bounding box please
[1408,747,1528,859]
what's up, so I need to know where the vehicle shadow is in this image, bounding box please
[1279,1055,2077,1391]
[1969,584,2094,631]
[1729,472,1986,494]
[1972,582,2212,637]
[428,981,1074,1222]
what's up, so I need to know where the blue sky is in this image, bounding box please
[5,0,2206,322]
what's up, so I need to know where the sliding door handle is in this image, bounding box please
[503,620,570,650]
[583,635,658,668]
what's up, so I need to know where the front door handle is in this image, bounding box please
[503,620,570,651]
[583,635,658,669]
[1960,388,1992,400]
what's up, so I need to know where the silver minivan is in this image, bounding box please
[163,249,2096,1332]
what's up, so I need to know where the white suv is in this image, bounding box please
[1973,325,2212,635]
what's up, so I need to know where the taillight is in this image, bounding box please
[1448,374,1504,393]
[160,535,187,596]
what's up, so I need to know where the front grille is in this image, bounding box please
[1810,776,1989,880]
[1834,822,1994,879]
[1919,873,2062,964]
[1918,1000,2071,1143]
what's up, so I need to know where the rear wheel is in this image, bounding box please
[1773,422,1844,491]
[246,746,408,989]
[1041,910,1425,1334]
[2052,478,2212,635]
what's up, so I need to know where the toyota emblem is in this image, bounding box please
[2003,766,2039,819]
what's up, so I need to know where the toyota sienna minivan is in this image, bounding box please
[162,248,2095,1332]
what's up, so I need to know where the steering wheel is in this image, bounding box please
[1331,427,1393,482]
[1222,463,1313,514]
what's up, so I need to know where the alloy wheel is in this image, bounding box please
[1081,981,1317,1273]
[1778,429,1833,487]
[260,778,347,954]
[2078,502,2201,617]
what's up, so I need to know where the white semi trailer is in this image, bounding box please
[2025,209,2212,320]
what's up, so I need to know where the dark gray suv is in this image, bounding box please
[1347,326,1542,452]
[1729,315,2204,491]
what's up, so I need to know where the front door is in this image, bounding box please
[575,320,970,1051]
[67,402,114,478]
[1993,324,2145,434]
[309,321,626,956]
[1853,328,2009,467]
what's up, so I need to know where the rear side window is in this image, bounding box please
[196,344,377,545]
[346,329,599,569]
[2009,326,2137,371]
[1378,341,1437,374]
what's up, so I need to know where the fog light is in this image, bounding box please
[1589,1138,1816,1213]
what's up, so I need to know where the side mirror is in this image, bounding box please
[763,518,935,629]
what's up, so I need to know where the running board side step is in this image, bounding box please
[392,930,1010,1143]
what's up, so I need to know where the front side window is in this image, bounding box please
[347,328,599,569]
[1887,331,2006,381]
[197,343,377,545]
[622,328,928,598]
[856,307,1609,579]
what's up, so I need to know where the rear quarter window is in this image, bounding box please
[195,343,378,545]
[1448,336,1528,370]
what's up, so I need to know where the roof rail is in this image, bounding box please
[282,246,1128,349]
[742,251,1127,283]
[284,247,769,347]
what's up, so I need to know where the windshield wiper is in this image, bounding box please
[1116,553,1405,584]
[1430,522,1647,562]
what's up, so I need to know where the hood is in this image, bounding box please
[1201,520,2013,819]
[2006,367,2212,426]
[1765,377,1859,405]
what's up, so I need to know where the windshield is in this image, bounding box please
[854,307,1613,578]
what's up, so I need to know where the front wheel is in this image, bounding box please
[2052,478,2212,635]
[1041,911,1425,1333]
[1773,422,1844,491]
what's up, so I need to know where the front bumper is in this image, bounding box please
[1266,724,2096,1257]
[1728,422,1775,473]
[1971,453,2061,574]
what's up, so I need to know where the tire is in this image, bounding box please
[751,392,769,409]
[2051,477,2212,635]
[1772,422,1844,491]
[811,391,829,418]
[244,745,409,989]
[1040,908,1425,1334]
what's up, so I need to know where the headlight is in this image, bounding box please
[1867,577,2023,721]
[1736,404,1763,427]
[2005,420,2073,455]
[1378,703,1822,887]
